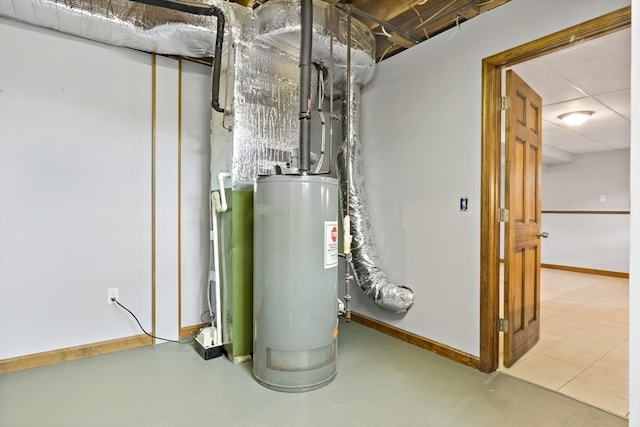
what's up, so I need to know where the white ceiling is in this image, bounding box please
[509,28,631,165]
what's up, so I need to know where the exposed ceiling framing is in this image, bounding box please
[328,0,510,61]
[3,0,510,63]
[232,0,511,61]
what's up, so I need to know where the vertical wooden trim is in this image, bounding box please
[151,54,157,340]
[479,58,501,373]
[177,59,183,332]
[479,6,631,373]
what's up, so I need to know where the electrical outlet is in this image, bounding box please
[107,288,119,304]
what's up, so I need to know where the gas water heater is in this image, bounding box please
[253,175,339,392]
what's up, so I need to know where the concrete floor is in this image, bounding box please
[0,321,628,427]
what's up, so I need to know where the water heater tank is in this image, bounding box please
[253,175,339,392]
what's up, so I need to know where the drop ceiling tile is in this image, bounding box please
[510,61,584,105]
[575,117,630,142]
[505,28,630,157]
[603,137,630,149]
[543,128,592,149]
[542,98,602,125]
[542,123,563,134]
[541,29,631,96]
[544,99,627,137]
[557,141,612,154]
[542,120,562,132]
[595,89,631,120]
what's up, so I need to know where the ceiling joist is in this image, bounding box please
[231,0,513,61]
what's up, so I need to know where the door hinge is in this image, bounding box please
[499,208,510,222]
[501,96,511,111]
[499,318,508,332]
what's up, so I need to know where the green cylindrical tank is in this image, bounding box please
[253,175,339,392]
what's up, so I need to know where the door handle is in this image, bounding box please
[537,231,549,239]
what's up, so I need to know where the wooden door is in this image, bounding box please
[503,70,543,368]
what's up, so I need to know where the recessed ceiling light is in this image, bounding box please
[558,110,594,126]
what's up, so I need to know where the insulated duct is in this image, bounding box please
[0,0,229,58]
[219,0,376,187]
[127,0,226,112]
[337,85,415,313]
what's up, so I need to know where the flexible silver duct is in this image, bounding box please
[337,85,415,313]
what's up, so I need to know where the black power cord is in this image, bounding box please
[200,310,216,325]
[111,298,195,344]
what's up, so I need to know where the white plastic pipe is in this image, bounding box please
[314,110,326,173]
[343,214,352,254]
[211,192,223,346]
[216,171,230,212]
[343,214,352,321]
[314,71,327,174]
[210,171,230,346]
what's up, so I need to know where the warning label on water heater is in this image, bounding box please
[324,221,338,269]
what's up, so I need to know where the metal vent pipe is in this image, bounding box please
[298,0,312,174]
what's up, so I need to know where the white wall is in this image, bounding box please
[155,55,181,342]
[542,149,630,273]
[0,18,211,359]
[544,150,630,210]
[354,0,631,357]
[628,1,639,425]
[180,60,213,328]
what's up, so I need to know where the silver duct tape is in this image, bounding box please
[0,0,236,57]
[337,85,415,313]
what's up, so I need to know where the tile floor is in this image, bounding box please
[500,268,629,418]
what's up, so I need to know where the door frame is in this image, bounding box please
[479,6,631,373]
